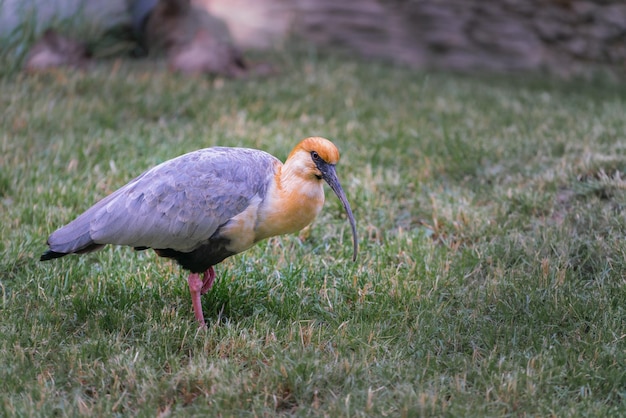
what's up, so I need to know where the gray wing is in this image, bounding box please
[47,147,279,254]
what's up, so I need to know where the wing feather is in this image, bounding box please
[47,147,279,254]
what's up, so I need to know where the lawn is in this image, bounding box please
[1,45,626,416]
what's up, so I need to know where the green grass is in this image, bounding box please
[2,44,626,416]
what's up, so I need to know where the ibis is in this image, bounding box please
[41,137,358,326]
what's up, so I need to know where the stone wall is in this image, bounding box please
[292,0,626,76]
[212,0,626,76]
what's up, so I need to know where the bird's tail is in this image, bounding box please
[40,243,104,261]
[40,249,69,261]
[40,212,104,261]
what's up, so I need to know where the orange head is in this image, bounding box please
[285,137,341,182]
[287,136,340,164]
[284,137,358,261]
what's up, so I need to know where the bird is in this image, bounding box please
[40,137,358,326]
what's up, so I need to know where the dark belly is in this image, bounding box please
[153,236,234,273]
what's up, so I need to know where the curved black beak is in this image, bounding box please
[319,163,358,261]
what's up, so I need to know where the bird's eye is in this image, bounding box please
[311,151,320,161]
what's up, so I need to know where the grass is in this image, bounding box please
[2,41,626,416]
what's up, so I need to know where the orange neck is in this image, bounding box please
[254,158,325,241]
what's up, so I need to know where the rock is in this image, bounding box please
[24,29,90,72]
[167,28,246,77]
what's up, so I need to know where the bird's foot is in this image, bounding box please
[200,266,215,295]
[187,272,207,327]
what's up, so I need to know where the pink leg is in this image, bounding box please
[187,273,206,327]
[201,266,215,295]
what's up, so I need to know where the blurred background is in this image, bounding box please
[2,0,625,77]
